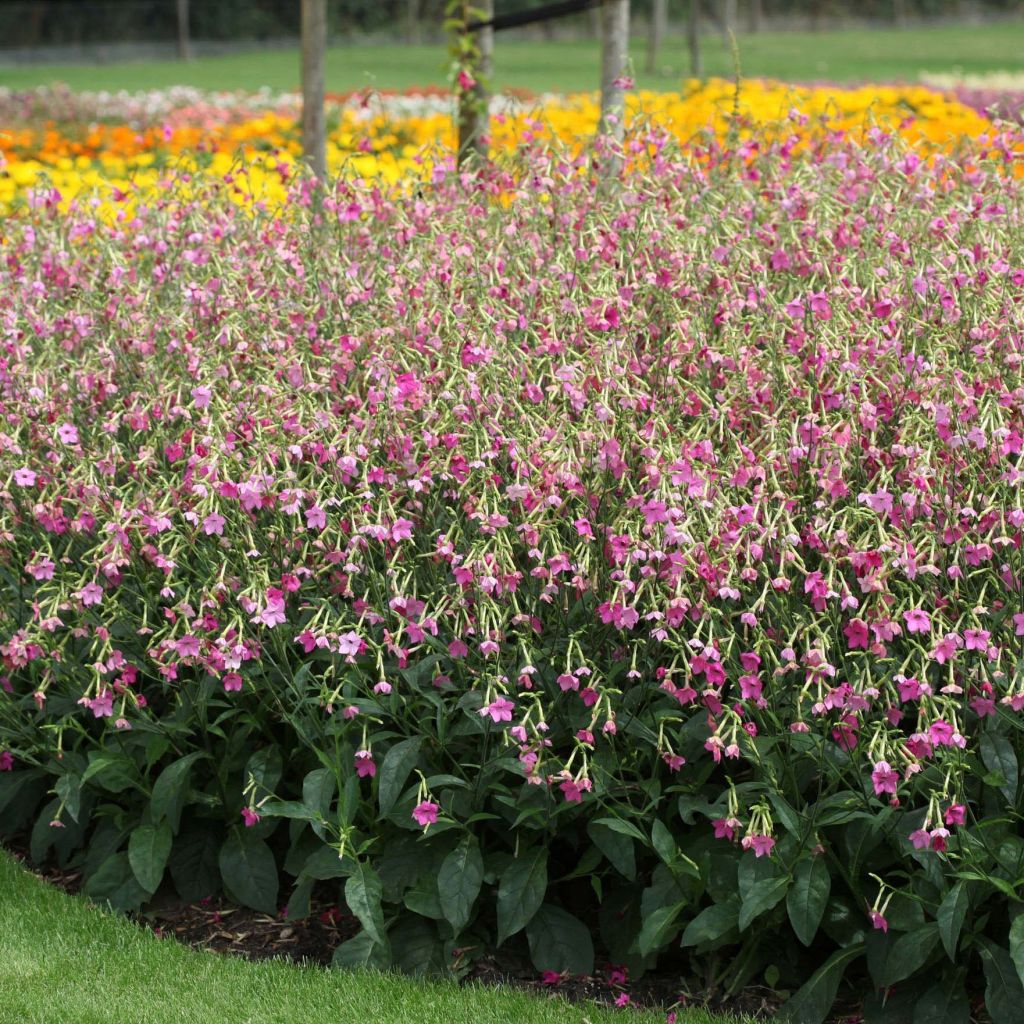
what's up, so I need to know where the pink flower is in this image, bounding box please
[13,467,36,487]
[0,752,13,771]
[908,828,931,850]
[222,672,243,692]
[391,518,414,542]
[944,804,966,826]
[1014,613,1024,637]
[929,827,950,852]
[614,993,631,1008]
[412,800,439,827]
[305,505,327,530]
[963,628,990,651]
[57,423,79,444]
[903,609,931,633]
[479,696,515,723]
[662,752,685,772]
[76,582,104,607]
[713,816,741,841]
[869,910,888,933]
[354,750,376,778]
[559,777,591,803]
[741,834,776,858]
[541,970,563,986]
[241,808,261,827]
[203,512,225,536]
[871,761,899,796]
[26,556,55,581]
[739,674,762,701]
[457,69,476,91]
[191,385,212,408]
[175,635,202,658]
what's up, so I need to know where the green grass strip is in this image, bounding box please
[0,851,747,1024]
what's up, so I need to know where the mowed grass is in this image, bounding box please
[2,21,1023,95]
[0,851,748,1024]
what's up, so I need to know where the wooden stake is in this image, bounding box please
[457,0,494,164]
[688,0,702,78]
[599,0,629,142]
[175,0,190,62]
[301,0,327,180]
[646,0,666,75]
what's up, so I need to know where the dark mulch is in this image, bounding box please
[9,844,793,1022]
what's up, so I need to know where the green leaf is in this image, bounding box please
[913,979,970,1024]
[981,733,1018,803]
[787,857,831,946]
[1011,916,1024,988]
[128,822,173,894]
[218,828,279,914]
[980,939,1024,1024]
[496,847,547,945]
[332,930,391,971]
[591,816,647,842]
[85,852,150,912]
[151,752,204,834]
[54,774,83,824]
[258,800,319,822]
[779,943,863,1024]
[345,862,387,947]
[378,737,422,817]
[637,902,686,957]
[81,753,139,794]
[740,874,789,931]
[168,824,220,902]
[681,901,740,947]
[390,916,446,977]
[877,923,939,987]
[937,882,968,961]
[587,820,636,880]
[299,844,355,881]
[437,833,484,934]
[302,767,335,839]
[245,747,283,800]
[651,820,677,865]
[526,905,594,975]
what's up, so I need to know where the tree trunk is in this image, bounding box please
[301,0,327,179]
[748,0,763,33]
[722,0,737,42]
[599,0,629,139]
[456,0,493,165]
[176,0,190,61]
[405,0,422,44]
[688,0,702,78]
[646,0,667,74]
[599,0,630,176]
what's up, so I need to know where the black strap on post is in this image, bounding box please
[468,0,598,33]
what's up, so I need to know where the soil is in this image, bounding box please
[7,843,801,1023]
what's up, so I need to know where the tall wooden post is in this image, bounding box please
[646,0,667,75]
[722,0,737,43]
[301,0,327,179]
[175,0,190,61]
[599,0,629,141]
[688,0,702,78]
[456,0,493,164]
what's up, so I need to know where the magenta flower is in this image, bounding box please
[57,423,79,444]
[479,696,515,723]
[76,582,104,607]
[354,750,376,778]
[712,816,741,841]
[868,910,888,933]
[903,609,930,633]
[908,828,931,850]
[13,467,36,487]
[305,505,326,530]
[944,804,966,826]
[222,673,243,692]
[962,628,990,651]
[0,752,13,772]
[412,800,439,827]
[241,808,261,827]
[871,761,899,796]
[203,512,225,536]
[741,834,776,858]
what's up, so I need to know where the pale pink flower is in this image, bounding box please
[412,800,439,827]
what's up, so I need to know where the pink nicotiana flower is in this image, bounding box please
[57,423,79,444]
[871,761,899,796]
[354,750,376,778]
[13,467,36,487]
[241,808,261,827]
[412,800,439,827]
[903,609,931,633]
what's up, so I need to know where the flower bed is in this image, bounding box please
[2,99,1024,1023]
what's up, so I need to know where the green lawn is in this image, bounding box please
[1,21,1023,95]
[0,851,748,1024]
